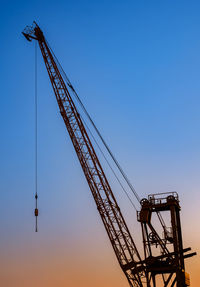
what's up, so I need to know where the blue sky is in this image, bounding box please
[1,1,200,286]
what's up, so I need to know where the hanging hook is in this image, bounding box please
[35,193,38,232]
[34,40,39,232]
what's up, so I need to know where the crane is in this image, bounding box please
[22,22,196,287]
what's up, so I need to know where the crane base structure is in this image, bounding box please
[22,22,196,287]
[136,192,196,287]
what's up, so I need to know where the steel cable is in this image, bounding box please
[46,40,141,205]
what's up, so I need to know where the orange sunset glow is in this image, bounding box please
[1,1,200,287]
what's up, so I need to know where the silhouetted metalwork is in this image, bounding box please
[137,192,196,286]
[22,22,196,286]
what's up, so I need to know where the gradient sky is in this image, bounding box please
[1,1,200,286]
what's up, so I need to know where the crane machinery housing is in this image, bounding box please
[22,22,196,287]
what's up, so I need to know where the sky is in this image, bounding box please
[1,0,200,286]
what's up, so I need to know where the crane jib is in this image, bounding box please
[22,22,145,287]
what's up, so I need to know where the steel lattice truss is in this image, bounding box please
[23,23,145,287]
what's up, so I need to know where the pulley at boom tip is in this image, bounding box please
[22,21,44,42]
